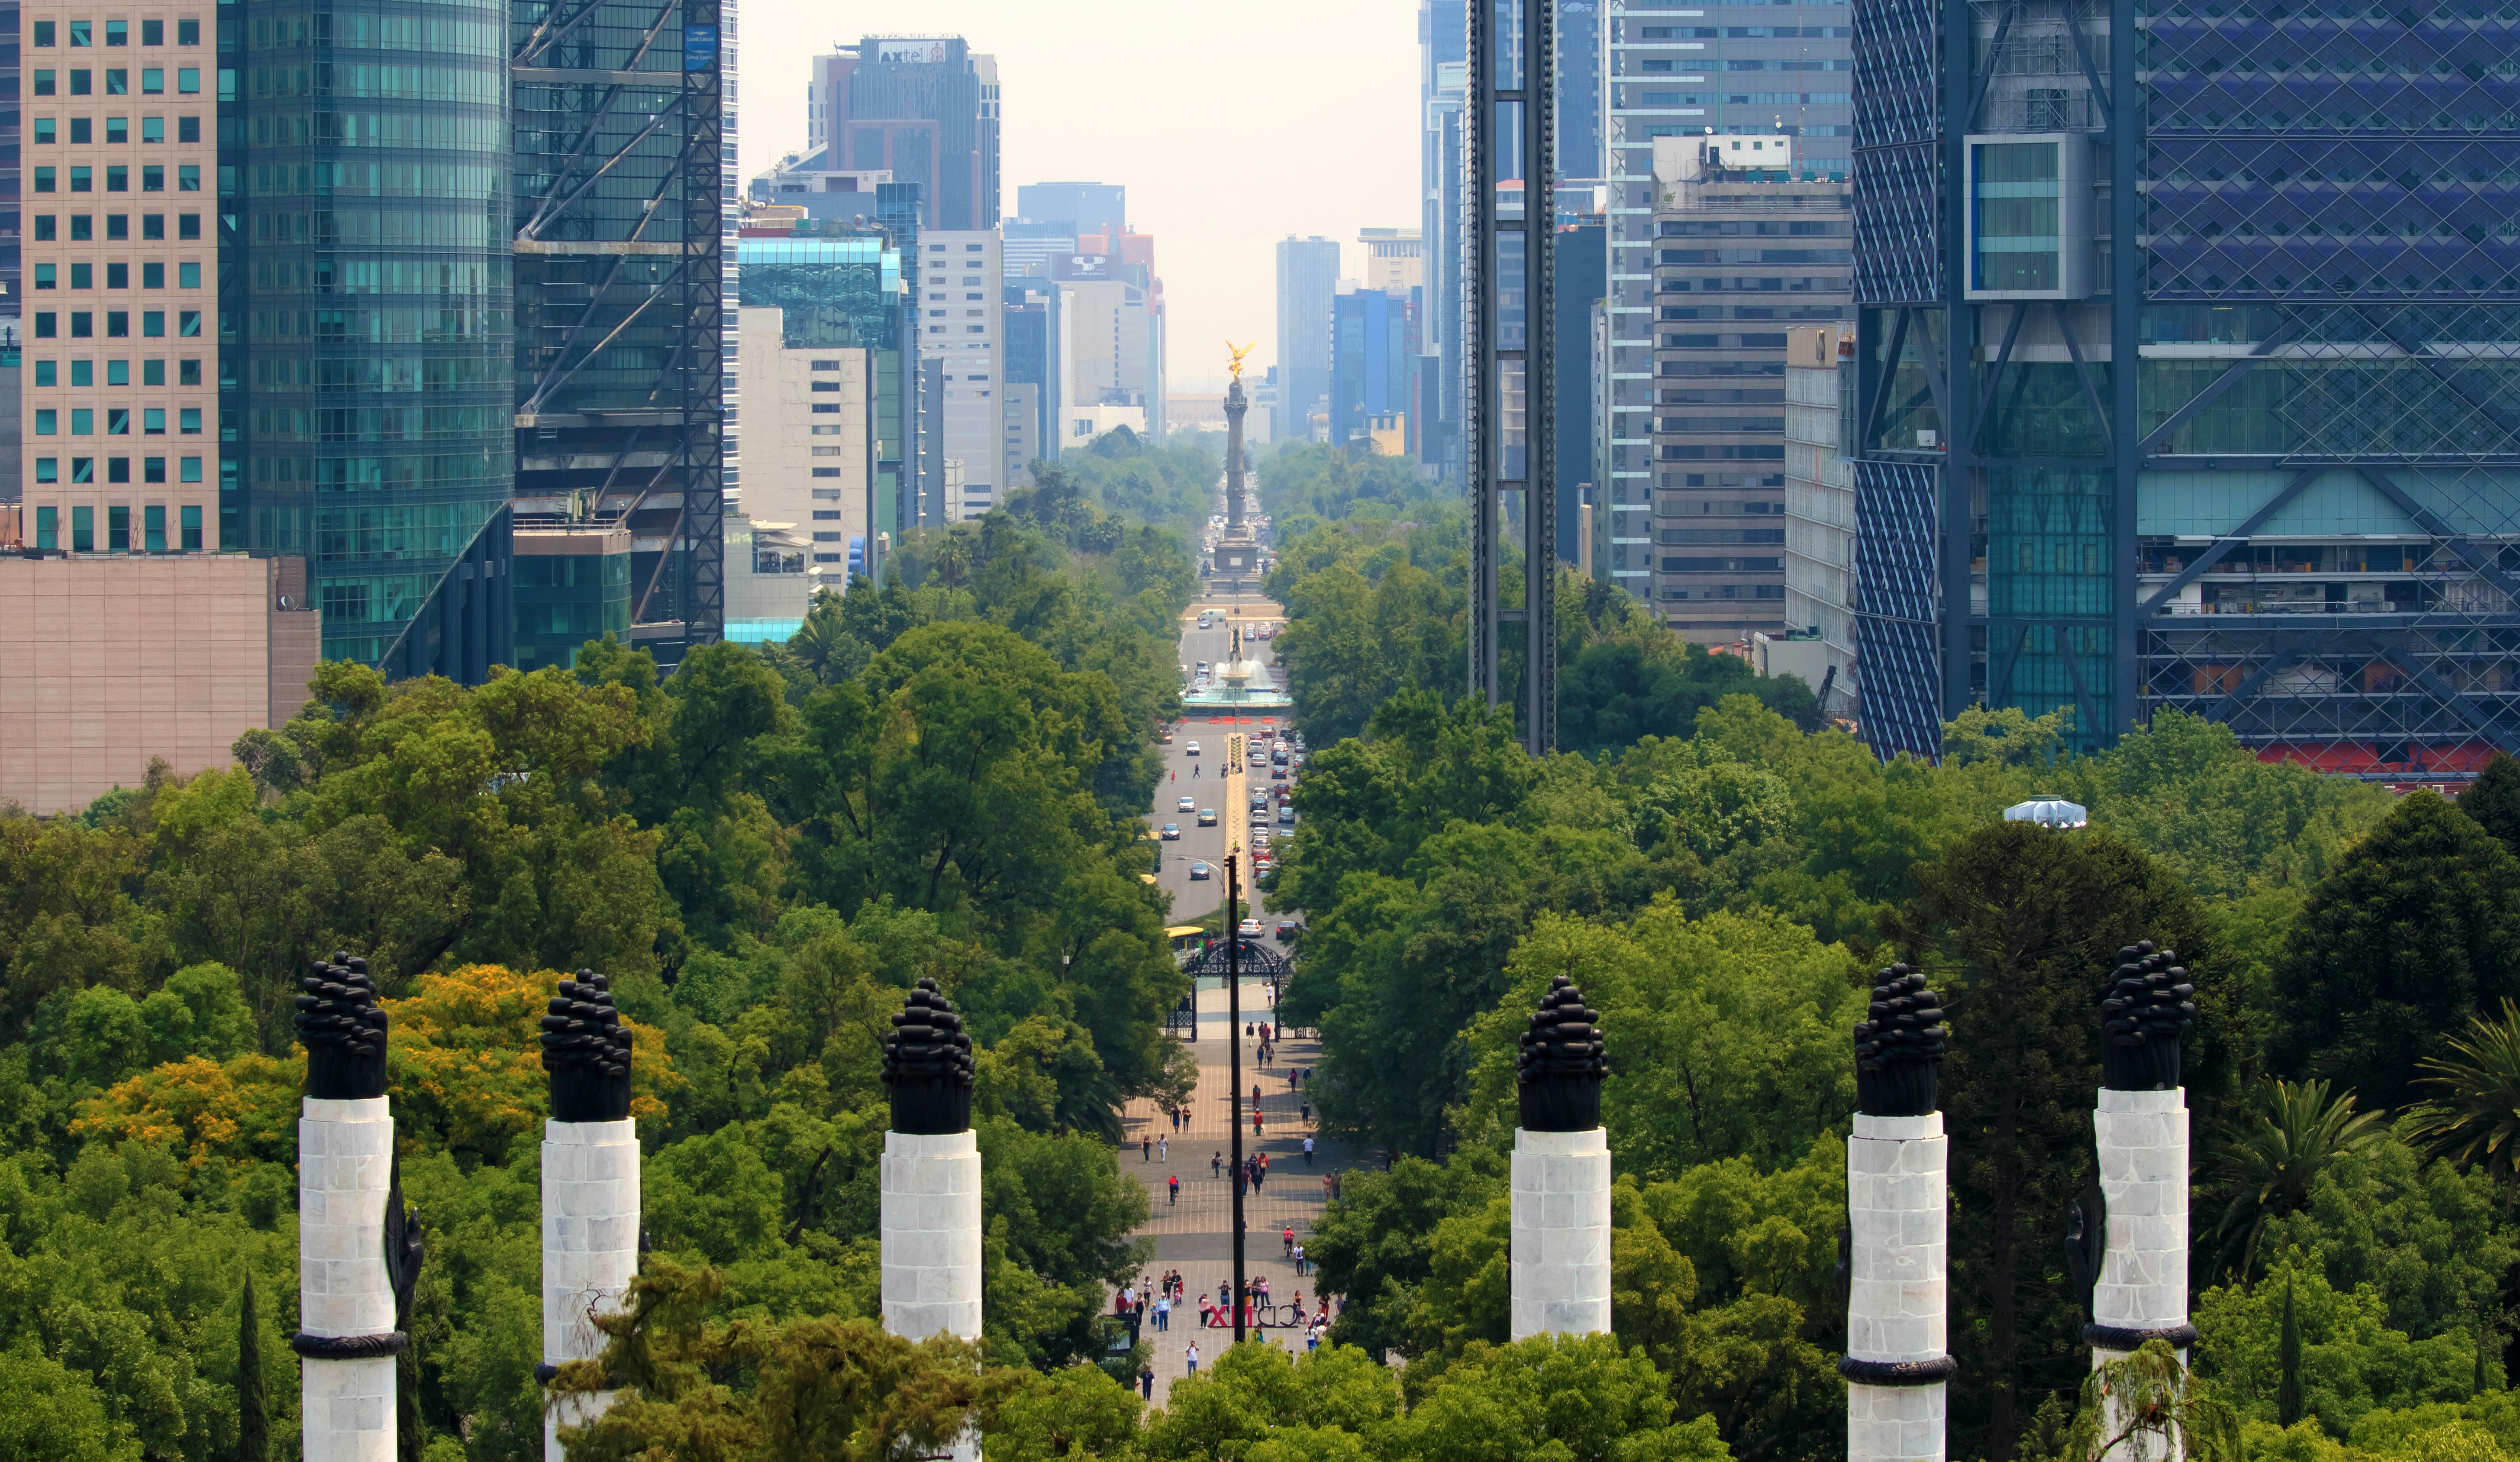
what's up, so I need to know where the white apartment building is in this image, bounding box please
[737,305,871,592]
[1782,327,1855,719]
[918,230,1003,520]
[1056,278,1154,450]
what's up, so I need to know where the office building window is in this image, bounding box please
[35,505,58,550]
[143,456,166,483]
[108,504,130,550]
[145,504,165,552]
[73,504,94,550]
[181,505,202,551]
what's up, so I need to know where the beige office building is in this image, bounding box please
[0,553,318,814]
[737,304,868,597]
[18,4,217,557]
[1358,227,1423,294]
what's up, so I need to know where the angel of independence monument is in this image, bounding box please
[1210,347,1264,597]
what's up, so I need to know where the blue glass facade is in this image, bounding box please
[1329,288,1411,448]
[1854,0,2520,769]
[227,0,515,676]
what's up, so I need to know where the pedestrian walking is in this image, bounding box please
[1158,1135,1168,1162]
[1142,1136,1152,1162]
[1252,1083,1262,1107]
[1303,1135,1315,1165]
[1294,1241,1307,1275]
[1253,1110,1264,1138]
[1141,1364,1155,1399]
[1169,1108,1179,1133]
[1155,1295,1171,1332]
[1282,1225,1294,1257]
[1212,1151,1222,1179]
[1168,1174,1179,1205]
[1186,1342,1200,1374]
[1301,1101,1312,1124]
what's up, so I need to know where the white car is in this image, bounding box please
[1178,796,1197,812]
[1184,741,1201,755]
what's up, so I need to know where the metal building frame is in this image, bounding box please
[1852,0,2520,767]
[510,0,726,666]
[1467,0,1559,754]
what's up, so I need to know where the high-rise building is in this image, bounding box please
[1015,181,1124,240]
[1329,287,1415,452]
[1648,135,1850,642]
[1275,236,1339,445]
[804,37,1000,233]
[1001,281,1049,484]
[23,9,223,572]
[738,227,913,564]
[508,0,726,672]
[1555,211,1608,563]
[1601,0,1854,627]
[1002,220,1076,280]
[916,230,1003,520]
[1359,228,1424,294]
[1558,1,1605,181]
[1783,326,1855,719]
[1053,262,1155,453]
[226,0,518,677]
[1420,0,1466,479]
[1851,0,2520,770]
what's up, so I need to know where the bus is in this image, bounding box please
[1167,925,1208,956]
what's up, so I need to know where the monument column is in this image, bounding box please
[539,970,639,1461]
[1509,975,1611,1340]
[2086,943,2200,1461]
[293,954,420,1462]
[1842,964,1955,1462]
[881,978,981,1462]
[1224,376,1248,540]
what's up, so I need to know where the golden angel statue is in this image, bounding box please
[1227,341,1256,381]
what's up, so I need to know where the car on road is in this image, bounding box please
[1159,824,1181,840]
[1276,919,1302,940]
[1189,861,1212,881]
[1197,808,1218,826]
[1158,729,1174,744]
[1184,740,1201,755]
[1177,796,1196,812]
[1278,807,1296,825]
[1238,918,1263,937]
[1270,765,1287,780]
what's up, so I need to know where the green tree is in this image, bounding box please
[2205,1079,2391,1281]
[2408,999,2520,1198]
[2268,791,2520,1111]
[2458,752,2520,852]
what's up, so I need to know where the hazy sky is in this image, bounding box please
[743,1,1423,395]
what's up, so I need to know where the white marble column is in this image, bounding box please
[300,1096,396,1462]
[883,1128,981,1462]
[543,1117,640,1461]
[1509,1126,1612,1340]
[1845,1111,1951,1462]
[2090,1087,2193,1461]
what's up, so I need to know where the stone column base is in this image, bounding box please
[303,1355,395,1462]
[1509,1126,1611,1340]
[882,1129,983,1343]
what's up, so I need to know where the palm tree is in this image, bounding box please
[2406,998,2520,1199]
[930,531,972,590]
[2204,1077,2389,1281]
[793,612,851,686]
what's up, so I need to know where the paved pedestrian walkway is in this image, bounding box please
[1116,972,1348,1404]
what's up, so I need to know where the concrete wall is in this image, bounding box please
[0,553,313,812]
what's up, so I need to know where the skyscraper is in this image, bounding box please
[1329,287,1413,451]
[916,230,1004,520]
[1558,0,1605,181]
[1600,0,1854,618]
[1275,236,1339,445]
[509,0,726,670]
[1851,0,2520,770]
[807,37,1001,232]
[1420,0,1466,479]
[226,0,517,676]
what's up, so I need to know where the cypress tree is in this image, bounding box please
[2277,1274,2304,1427]
[238,1270,269,1462]
[2462,751,2520,852]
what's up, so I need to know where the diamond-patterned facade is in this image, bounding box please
[1853,458,1946,758]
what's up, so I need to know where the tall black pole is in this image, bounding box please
[1227,853,1245,1344]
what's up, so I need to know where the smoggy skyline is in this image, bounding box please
[747,1,1422,396]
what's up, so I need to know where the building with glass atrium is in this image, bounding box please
[1850,0,2520,772]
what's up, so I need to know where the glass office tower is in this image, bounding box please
[227,0,515,675]
[510,0,725,668]
[1853,0,2520,770]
